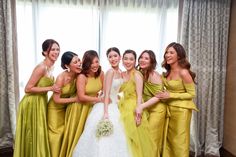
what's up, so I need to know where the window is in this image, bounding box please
[16,0,178,98]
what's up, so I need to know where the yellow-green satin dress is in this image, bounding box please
[14,76,53,157]
[119,70,155,157]
[143,81,167,157]
[47,80,76,157]
[59,76,102,157]
[162,76,198,157]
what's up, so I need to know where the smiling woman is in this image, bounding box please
[16,1,100,99]
[59,50,104,157]
[16,0,179,99]
[13,39,61,157]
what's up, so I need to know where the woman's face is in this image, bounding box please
[68,56,82,74]
[122,53,136,71]
[165,47,178,65]
[47,43,60,62]
[107,50,121,68]
[138,52,151,70]
[90,57,100,73]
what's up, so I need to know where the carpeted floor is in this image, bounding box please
[0,147,13,157]
[0,147,235,157]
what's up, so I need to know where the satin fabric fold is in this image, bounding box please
[119,70,155,157]
[14,77,53,157]
[162,76,198,157]
[143,81,167,157]
[59,77,102,157]
[48,80,76,157]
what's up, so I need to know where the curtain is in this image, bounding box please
[16,0,179,98]
[99,0,178,72]
[0,0,19,149]
[180,0,231,156]
[16,0,100,98]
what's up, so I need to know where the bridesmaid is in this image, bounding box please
[156,42,198,157]
[72,47,130,157]
[119,49,154,157]
[59,50,104,157]
[47,51,82,157]
[14,39,60,157]
[135,50,166,157]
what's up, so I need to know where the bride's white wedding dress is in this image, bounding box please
[72,78,131,157]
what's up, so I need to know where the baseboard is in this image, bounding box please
[220,147,236,157]
[0,146,13,154]
[190,147,236,157]
[0,146,235,157]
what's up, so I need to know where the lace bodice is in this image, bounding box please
[109,78,123,104]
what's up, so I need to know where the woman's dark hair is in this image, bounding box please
[106,47,120,57]
[162,42,196,82]
[137,50,157,81]
[61,51,78,69]
[123,49,137,61]
[42,39,60,56]
[81,50,101,78]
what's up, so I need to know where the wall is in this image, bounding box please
[223,0,236,155]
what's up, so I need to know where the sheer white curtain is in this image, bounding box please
[16,0,100,99]
[99,0,178,71]
[16,0,179,98]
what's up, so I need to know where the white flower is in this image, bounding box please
[96,119,113,138]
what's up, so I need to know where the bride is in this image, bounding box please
[72,47,131,157]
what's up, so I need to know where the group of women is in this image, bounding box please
[13,39,198,157]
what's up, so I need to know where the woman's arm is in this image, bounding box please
[25,64,60,93]
[156,69,195,100]
[140,71,161,108]
[103,69,114,119]
[77,74,102,103]
[135,71,161,122]
[53,73,77,104]
[134,71,143,106]
[134,71,144,126]
[136,97,160,112]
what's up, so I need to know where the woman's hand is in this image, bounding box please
[155,91,170,99]
[74,95,80,103]
[51,84,61,93]
[100,97,105,103]
[95,96,104,104]
[103,111,109,119]
[135,105,143,126]
[135,113,142,126]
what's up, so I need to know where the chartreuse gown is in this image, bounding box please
[143,81,167,157]
[47,80,76,157]
[119,70,155,157]
[14,76,53,157]
[162,76,198,157]
[59,76,102,157]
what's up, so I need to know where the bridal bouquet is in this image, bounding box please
[96,119,113,138]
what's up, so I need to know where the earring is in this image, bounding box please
[67,67,70,72]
